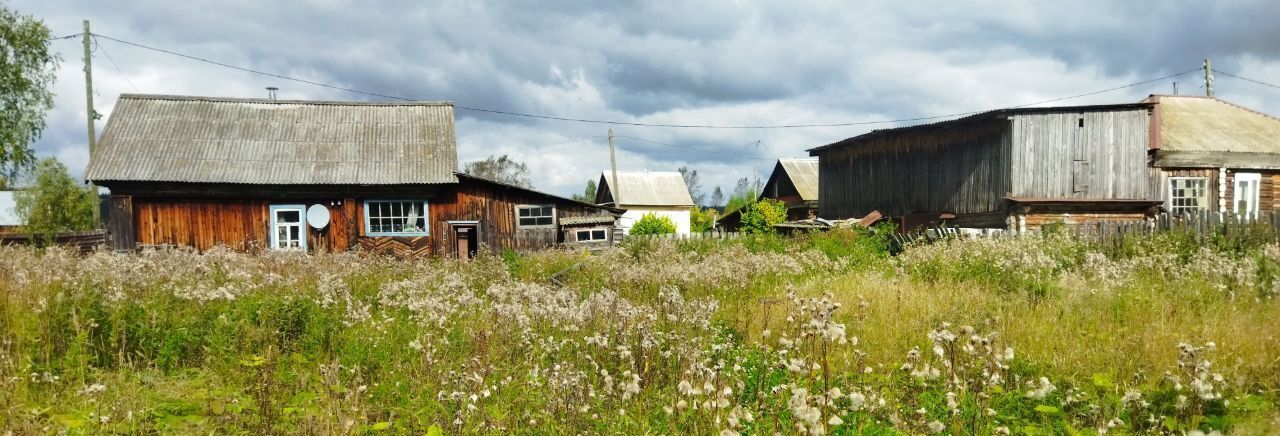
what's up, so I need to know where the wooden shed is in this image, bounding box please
[807,103,1159,231]
[1144,95,1280,218]
[594,171,694,235]
[85,94,620,258]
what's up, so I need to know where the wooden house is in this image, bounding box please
[807,103,1160,231]
[84,94,620,258]
[1143,95,1280,218]
[594,171,694,235]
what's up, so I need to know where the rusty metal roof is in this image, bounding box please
[777,158,819,201]
[1146,95,1280,154]
[85,94,459,185]
[598,171,694,207]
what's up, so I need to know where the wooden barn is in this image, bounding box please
[807,103,1160,231]
[1144,94,1280,218]
[85,94,620,258]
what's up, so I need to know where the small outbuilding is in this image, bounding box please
[594,170,694,235]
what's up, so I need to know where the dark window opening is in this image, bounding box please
[1077,118,1084,128]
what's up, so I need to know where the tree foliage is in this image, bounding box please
[0,6,60,181]
[690,206,716,233]
[630,212,676,235]
[740,198,787,235]
[677,166,706,206]
[463,154,533,188]
[724,177,761,214]
[709,186,724,208]
[571,178,597,203]
[15,158,98,236]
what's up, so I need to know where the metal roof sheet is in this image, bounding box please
[84,94,459,185]
[808,102,1153,154]
[777,158,819,201]
[1147,95,1280,154]
[560,216,618,225]
[599,171,694,207]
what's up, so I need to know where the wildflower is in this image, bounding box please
[407,340,423,351]
[1025,377,1056,400]
[927,420,945,433]
[827,415,844,426]
[81,383,106,395]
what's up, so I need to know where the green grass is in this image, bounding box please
[0,229,1277,434]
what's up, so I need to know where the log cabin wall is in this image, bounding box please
[129,196,359,253]
[1148,168,1280,214]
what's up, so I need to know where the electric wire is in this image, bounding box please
[1212,69,1280,91]
[89,32,1203,130]
[93,35,139,92]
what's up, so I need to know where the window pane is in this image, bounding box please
[289,226,299,240]
[279,210,300,223]
[577,230,590,239]
[592,230,606,239]
[519,208,530,217]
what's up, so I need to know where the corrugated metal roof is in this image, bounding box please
[778,158,819,201]
[85,94,459,185]
[1147,95,1280,154]
[0,191,20,226]
[599,171,694,206]
[808,102,1153,154]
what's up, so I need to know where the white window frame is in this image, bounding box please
[515,204,556,228]
[575,227,609,242]
[1168,177,1209,216]
[1234,172,1261,218]
[269,204,307,251]
[363,200,430,237]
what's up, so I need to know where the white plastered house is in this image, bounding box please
[594,171,694,235]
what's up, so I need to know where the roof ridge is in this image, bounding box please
[1150,94,1280,123]
[118,93,453,106]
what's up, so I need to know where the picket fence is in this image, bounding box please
[624,230,742,241]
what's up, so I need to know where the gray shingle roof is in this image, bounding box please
[599,171,694,207]
[778,159,819,201]
[85,94,459,185]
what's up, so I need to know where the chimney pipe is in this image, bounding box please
[266,87,279,100]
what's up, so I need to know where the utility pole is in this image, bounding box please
[608,129,620,206]
[82,20,100,224]
[1203,58,1214,97]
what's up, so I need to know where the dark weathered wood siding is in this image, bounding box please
[1008,109,1151,200]
[1149,167,1280,214]
[816,118,1011,219]
[107,177,615,256]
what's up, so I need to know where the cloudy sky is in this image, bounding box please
[13,0,1280,200]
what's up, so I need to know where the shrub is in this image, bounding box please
[690,206,716,233]
[630,212,676,235]
[740,198,787,235]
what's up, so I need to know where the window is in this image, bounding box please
[1234,172,1261,218]
[575,228,608,241]
[364,200,429,236]
[1169,177,1209,216]
[516,204,555,227]
[269,205,307,251]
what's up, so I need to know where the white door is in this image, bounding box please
[270,205,307,250]
[1234,173,1261,218]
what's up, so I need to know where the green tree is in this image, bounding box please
[740,198,786,235]
[630,212,676,236]
[690,206,716,233]
[677,166,706,206]
[0,5,60,181]
[571,178,597,203]
[15,158,98,236]
[463,154,533,188]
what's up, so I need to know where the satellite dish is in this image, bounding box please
[307,204,330,229]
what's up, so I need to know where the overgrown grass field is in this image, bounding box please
[1,228,1277,434]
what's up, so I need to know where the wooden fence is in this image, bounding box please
[1074,210,1279,244]
[0,229,109,252]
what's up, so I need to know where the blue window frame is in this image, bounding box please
[268,204,307,251]
[363,200,430,236]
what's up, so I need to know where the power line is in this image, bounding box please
[610,135,768,160]
[1212,69,1280,91]
[93,35,139,92]
[46,32,82,42]
[90,32,1199,129]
